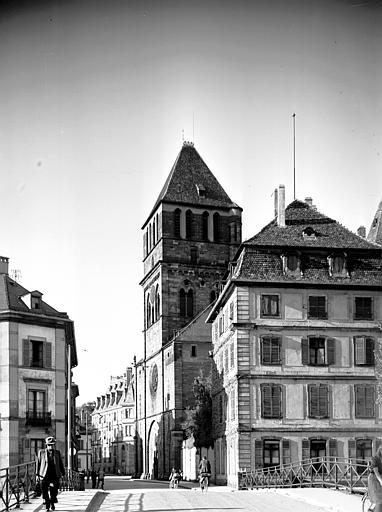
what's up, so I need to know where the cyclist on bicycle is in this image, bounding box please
[198,456,211,492]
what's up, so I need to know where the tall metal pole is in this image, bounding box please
[293,113,296,200]
[86,412,89,477]
[67,343,72,469]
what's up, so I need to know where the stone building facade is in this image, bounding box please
[0,256,78,468]
[135,142,242,478]
[91,369,135,475]
[207,187,382,486]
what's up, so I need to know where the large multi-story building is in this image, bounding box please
[91,370,135,474]
[0,256,78,468]
[135,141,242,478]
[207,187,382,486]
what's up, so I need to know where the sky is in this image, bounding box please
[1,0,381,403]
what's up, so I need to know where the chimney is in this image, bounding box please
[357,226,366,238]
[278,185,286,227]
[274,188,278,218]
[0,256,9,275]
[305,197,313,207]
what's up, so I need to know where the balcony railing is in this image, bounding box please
[0,462,84,512]
[238,456,369,493]
[25,411,52,427]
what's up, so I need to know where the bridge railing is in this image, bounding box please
[238,456,370,493]
[0,462,84,512]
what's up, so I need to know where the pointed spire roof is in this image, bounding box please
[145,142,241,225]
[367,199,382,246]
[246,199,380,250]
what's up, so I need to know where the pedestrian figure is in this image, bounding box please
[36,436,65,511]
[198,456,211,492]
[90,467,97,489]
[368,446,382,512]
[97,466,105,490]
[169,467,181,489]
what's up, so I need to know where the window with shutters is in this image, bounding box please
[23,338,52,368]
[354,337,375,366]
[302,337,335,366]
[308,296,327,319]
[229,342,235,369]
[261,384,283,418]
[263,440,280,468]
[308,384,329,418]
[261,336,281,365]
[282,439,291,465]
[354,296,373,320]
[355,385,375,418]
[261,294,280,318]
[230,389,236,421]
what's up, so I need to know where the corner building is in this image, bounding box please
[136,142,242,478]
[207,190,382,486]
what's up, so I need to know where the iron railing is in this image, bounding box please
[0,462,84,512]
[238,456,369,493]
[25,411,52,427]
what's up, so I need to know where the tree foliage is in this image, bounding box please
[182,374,214,449]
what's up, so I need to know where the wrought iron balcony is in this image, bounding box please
[25,411,52,427]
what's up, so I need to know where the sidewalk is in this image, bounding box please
[20,482,365,512]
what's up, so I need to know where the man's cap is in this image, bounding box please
[45,436,56,445]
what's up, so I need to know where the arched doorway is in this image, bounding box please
[147,421,159,479]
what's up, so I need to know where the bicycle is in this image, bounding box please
[199,473,209,492]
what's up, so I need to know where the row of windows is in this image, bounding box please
[254,437,374,468]
[144,213,159,257]
[281,252,348,278]
[258,335,375,366]
[260,294,375,320]
[258,383,375,419]
[174,209,222,242]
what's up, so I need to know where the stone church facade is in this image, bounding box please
[134,142,242,478]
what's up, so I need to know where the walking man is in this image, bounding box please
[36,436,65,511]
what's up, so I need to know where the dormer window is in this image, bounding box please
[328,252,348,277]
[281,253,301,277]
[302,227,317,240]
[196,184,206,198]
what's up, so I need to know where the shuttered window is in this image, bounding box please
[302,337,335,366]
[263,440,280,467]
[355,385,375,418]
[261,384,283,418]
[308,384,329,418]
[282,439,291,465]
[23,339,52,368]
[354,297,373,320]
[302,439,310,461]
[354,337,375,366]
[255,439,263,468]
[308,296,327,319]
[230,343,235,369]
[261,336,281,365]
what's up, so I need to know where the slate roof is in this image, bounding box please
[0,274,68,317]
[146,143,241,225]
[231,200,382,287]
[246,200,380,250]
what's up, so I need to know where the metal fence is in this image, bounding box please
[0,462,84,512]
[238,457,369,493]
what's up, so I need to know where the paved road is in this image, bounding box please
[91,487,331,512]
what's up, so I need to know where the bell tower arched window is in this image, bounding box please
[202,211,209,241]
[174,209,181,238]
[155,285,160,321]
[180,288,194,317]
[213,213,220,242]
[146,296,151,328]
[186,209,193,239]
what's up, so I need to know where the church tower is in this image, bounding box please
[136,142,242,478]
